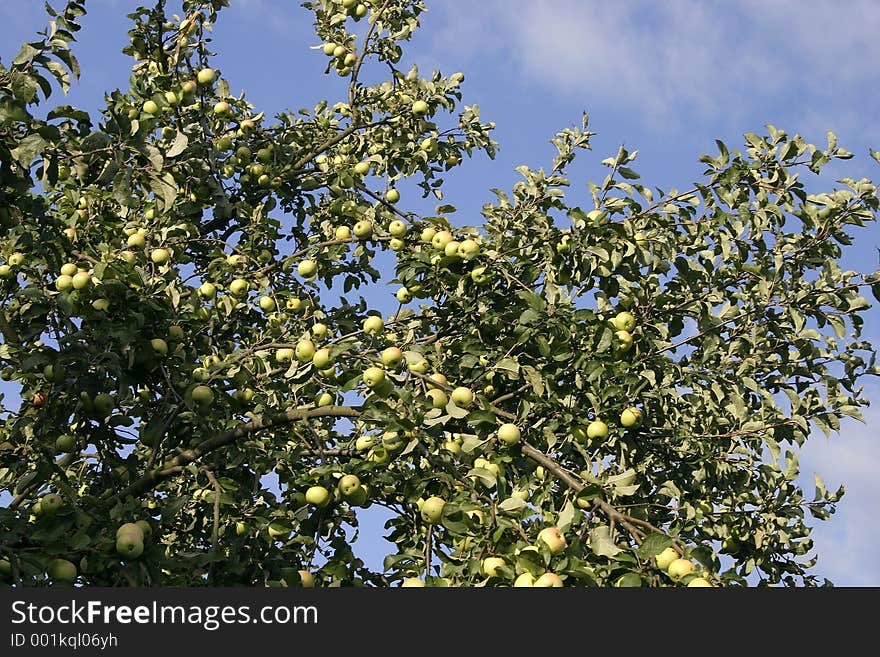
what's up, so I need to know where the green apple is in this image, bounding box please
[196,68,216,84]
[315,391,333,407]
[335,226,351,240]
[55,434,76,453]
[667,558,697,579]
[71,271,91,290]
[537,526,567,555]
[295,339,316,362]
[92,393,115,417]
[298,570,316,587]
[355,435,375,451]
[620,407,643,428]
[470,265,491,284]
[513,572,535,587]
[198,282,217,299]
[655,547,680,571]
[150,338,168,356]
[420,496,446,524]
[388,219,407,236]
[235,521,248,536]
[407,354,429,373]
[55,274,74,292]
[258,295,276,312]
[311,322,329,338]
[613,311,636,332]
[312,347,332,369]
[497,423,521,446]
[229,278,249,296]
[533,572,564,587]
[267,522,290,540]
[381,346,404,368]
[411,100,429,116]
[337,474,361,498]
[401,577,425,587]
[40,493,63,516]
[353,220,373,239]
[431,230,453,251]
[385,188,400,203]
[0,265,13,278]
[396,286,412,303]
[426,388,448,409]
[297,259,317,277]
[450,386,474,408]
[457,239,479,259]
[276,348,294,363]
[614,330,634,354]
[586,419,609,441]
[420,226,436,243]
[191,385,214,407]
[150,247,171,264]
[143,100,159,115]
[116,533,144,559]
[60,262,78,276]
[481,556,506,577]
[362,366,386,389]
[305,485,331,507]
[127,232,146,248]
[363,315,384,336]
[168,325,184,341]
[47,558,78,583]
[687,577,713,587]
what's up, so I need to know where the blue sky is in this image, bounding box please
[1,0,878,585]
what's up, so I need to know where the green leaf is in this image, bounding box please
[10,133,48,165]
[166,131,188,158]
[637,533,673,559]
[589,525,622,557]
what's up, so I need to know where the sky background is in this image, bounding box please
[1,0,878,585]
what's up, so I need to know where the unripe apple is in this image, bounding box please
[655,547,679,571]
[229,278,249,296]
[353,220,373,239]
[457,239,479,259]
[620,407,643,428]
[497,423,521,445]
[537,526,567,555]
[71,271,91,290]
[168,325,184,341]
[613,311,636,332]
[297,259,317,278]
[191,385,214,407]
[407,355,429,374]
[362,366,386,389]
[396,286,412,303]
[667,558,697,579]
[40,493,64,516]
[514,572,535,587]
[305,485,331,507]
[312,348,332,369]
[127,232,146,248]
[431,230,453,251]
[116,534,144,559]
[60,262,78,276]
[481,556,506,578]
[315,391,334,407]
[47,559,77,583]
[687,577,713,587]
[444,240,461,258]
[55,434,76,453]
[363,315,384,336]
[586,419,609,440]
[295,339,316,362]
[235,521,248,536]
[311,322,329,339]
[55,274,74,292]
[411,100,429,116]
[470,265,491,285]
[381,346,404,368]
[334,226,351,240]
[276,348,294,363]
[420,226,436,243]
[150,338,168,356]
[337,474,361,498]
[450,386,473,408]
[401,577,425,587]
[355,435,375,451]
[426,388,448,409]
[420,496,445,524]
[143,100,159,115]
[388,219,407,237]
[385,188,400,203]
[533,572,564,587]
[614,330,634,354]
[198,282,217,299]
[196,68,216,85]
[258,295,276,312]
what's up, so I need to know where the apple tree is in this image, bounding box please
[1,0,879,587]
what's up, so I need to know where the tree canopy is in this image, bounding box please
[1,0,878,588]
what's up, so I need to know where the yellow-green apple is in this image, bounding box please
[537,526,567,555]
[305,485,331,507]
[497,423,521,445]
[421,496,446,524]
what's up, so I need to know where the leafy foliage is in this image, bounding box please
[0,0,878,588]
